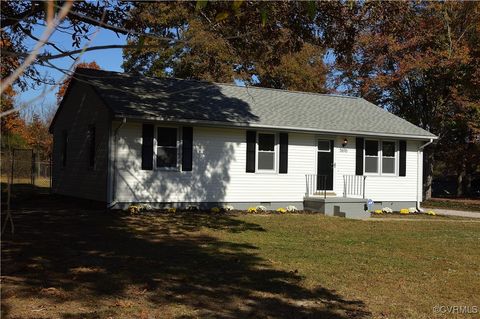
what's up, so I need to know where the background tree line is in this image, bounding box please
[1,0,479,197]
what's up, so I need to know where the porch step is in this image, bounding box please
[313,191,337,197]
[304,197,368,219]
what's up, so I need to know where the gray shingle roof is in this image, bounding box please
[74,68,436,139]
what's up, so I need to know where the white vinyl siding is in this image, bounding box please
[333,136,420,201]
[114,123,422,204]
[52,82,110,202]
[114,123,315,203]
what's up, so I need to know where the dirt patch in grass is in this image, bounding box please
[422,198,480,212]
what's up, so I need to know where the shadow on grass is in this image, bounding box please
[1,195,370,318]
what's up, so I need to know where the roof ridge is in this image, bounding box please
[75,68,359,100]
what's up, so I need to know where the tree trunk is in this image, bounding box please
[423,147,434,200]
[464,171,472,197]
[456,160,466,197]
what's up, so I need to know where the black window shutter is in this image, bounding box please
[279,132,288,174]
[141,124,154,170]
[246,130,256,173]
[355,137,364,175]
[182,127,193,171]
[399,140,407,176]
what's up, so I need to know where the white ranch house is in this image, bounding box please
[49,69,437,218]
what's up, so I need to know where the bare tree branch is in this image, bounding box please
[1,1,108,118]
[0,0,74,95]
[0,2,43,29]
[18,25,76,61]
[2,44,164,62]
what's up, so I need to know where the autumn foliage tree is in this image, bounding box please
[56,61,101,103]
[321,1,480,197]
[122,1,328,92]
[1,1,479,198]
[24,113,52,157]
[1,36,28,149]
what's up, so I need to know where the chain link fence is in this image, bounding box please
[1,149,52,197]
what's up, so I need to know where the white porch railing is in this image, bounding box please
[305,174,327,198]
[343,175,366,198]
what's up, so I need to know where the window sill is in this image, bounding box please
[155,167,180,172]
[255,170,278,174]
[364,174,399,177]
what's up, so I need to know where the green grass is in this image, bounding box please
[422,198,480,212]
[208,214,480,318]
[2,198,479,318]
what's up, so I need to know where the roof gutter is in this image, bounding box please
[416,138,434,212]
[113,114,438,141]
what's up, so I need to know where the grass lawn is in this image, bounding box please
[2,196,479,318]
[422,198,480,212]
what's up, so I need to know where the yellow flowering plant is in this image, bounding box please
[276,207,287,213]
[167,207,176,213]
[247,207,257,213]
[128,205,140,214]
[426,210,436,216]
[373,209,383,214]
[400,208,409,214]
[211,207,221,214]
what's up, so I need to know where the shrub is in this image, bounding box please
[426,210,436,216]
[167,207,176,213]
[382,207,393,214]
[286,205,298,212]
[276,207,287,213]
[373,209,383,214]
[256,205,267,212]
[409,207,417,213]
[210,207,221,214]
[400,208,409,214]
[223,205,234,212]
[247,207,257,213]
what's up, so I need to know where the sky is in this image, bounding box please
[18,25,127,117]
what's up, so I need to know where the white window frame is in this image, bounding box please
[154,125,181,171]
[381,140,397,176]
[317,139,331,153]
[363,139,398,176]
[256,132,277,173]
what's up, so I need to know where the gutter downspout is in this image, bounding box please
[107,117,126,209]
[416,138,434,212]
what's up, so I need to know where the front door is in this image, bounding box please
[317,139,334,191]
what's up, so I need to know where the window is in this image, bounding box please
[257,133,276,171]
[382,141,396,174]
[317,140,330,152]
[156,127,177,168]
[364,140,397,175]
[364,140,379,173]
[88,125,96,168]
[62,130,68,167]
